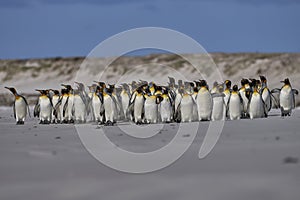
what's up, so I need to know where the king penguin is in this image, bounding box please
[34,89,52,124]
[120,83,131,120]
[129,87,145,124]
[272,78,298,116]
[144,87,162,124]
[176,88,195,123]
[91,86,104,124]
[248,84,267,119]
[211,84,226,121]
[259,75,277,113]
[102,87,118,125]
[223,80,232,106]
[227,85,243,120]
[73,82,88,123]
[196,80,213,121]
[239,78,251,118]
[61,84,74,123]
[5,87,30,125]
[50,89,61,123]
[159,88,173,123]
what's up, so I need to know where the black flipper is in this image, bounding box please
[13,102,16,119]
[63,96,69,118]
[34,99,40,118]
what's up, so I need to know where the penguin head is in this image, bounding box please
[232,85,239,92]
[224,80,231,89]
[94,81,106,89]
[259,76,267,84]
[136,87,144,95]
[178,80,183,88]
[75,82,85,91]
[249,79,257,89]
[104,87,114,95]
[144,87,151,96]
[4,87,17,95]
[36,89,49,96]
[162,88,169,95]
[60,88,67,95]
[281,78,290,86]
[199,80,208,89]
[241,78,249,87]
[121,83,130,91]
[88,84,97,93]
[108,84,115,89]
[50,89,60,96]
[217,84,224,93]
[194,80,201,89]
[212,81,218,88]
[61,84,73,91]
[168,76,175,87]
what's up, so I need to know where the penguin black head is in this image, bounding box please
[194,80,200,88]
[50,89,60,95]
[232,85,239,92]
[61,84,72,91]
[75,82,85,91]
[259,76,267,84]
[178,80,183,87]
[4,87,17,95]
[168,76,175,87]
[213,81,218,88]
[193,87,199,93]
[94,81,106,88]
[36,89,49,96]
[108,84,115,89]
[156,85,163,92]
[241,78,249,86]
[189,82,194,88]
[225,80,231,89]
[144,87,151,96]
[281,78,290,85]
[61,88,69,95]
[136,87,143,94]
[199,80,208,87]
[249,79,257,88]
[162,88,169,95]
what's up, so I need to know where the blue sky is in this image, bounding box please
[0,0,299,59]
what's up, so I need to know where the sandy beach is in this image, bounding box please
[0,107,299,200]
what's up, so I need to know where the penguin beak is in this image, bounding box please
[4,87,13,92]
[280,80,285,83]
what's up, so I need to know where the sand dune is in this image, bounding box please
[0,53,299,106]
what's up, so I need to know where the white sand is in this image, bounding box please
[0,108,299,200]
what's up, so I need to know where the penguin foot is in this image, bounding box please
[16,121,24,125]
[40,120,50,125]
[97,120,105,125]
[69,119,74,124]
[136,121,143,125]
[105,120,114,126]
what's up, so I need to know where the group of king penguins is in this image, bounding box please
[4,76,298,125]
